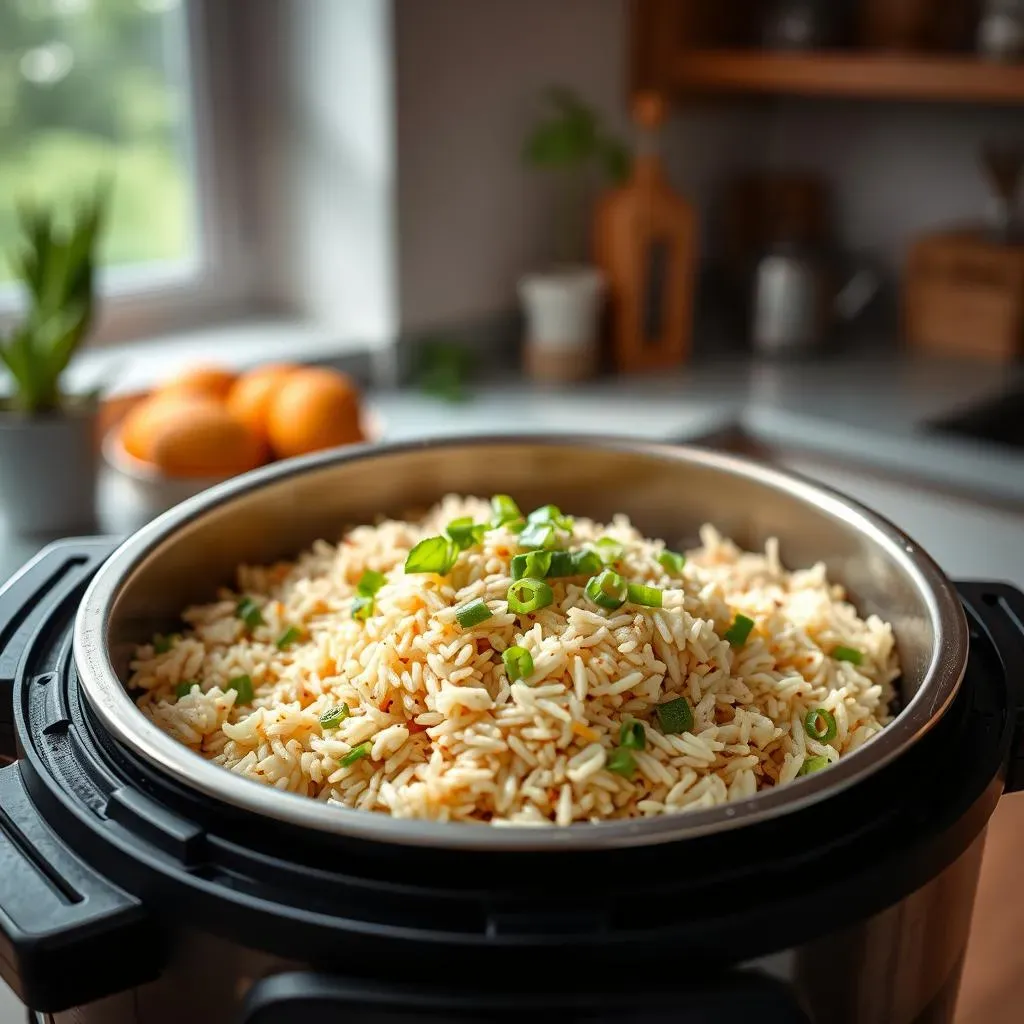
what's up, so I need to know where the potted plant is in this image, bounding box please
[0,187,107,535]
[520,87,630,383]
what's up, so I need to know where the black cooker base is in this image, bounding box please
[1,541,1023,1020]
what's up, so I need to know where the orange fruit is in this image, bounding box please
[266,367,364,459]
[158,365,237,401]
[120,394,265,477]
[225,363,300,442]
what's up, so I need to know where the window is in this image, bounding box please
[0,0,198,291]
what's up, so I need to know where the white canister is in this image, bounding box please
[517,267,605,383]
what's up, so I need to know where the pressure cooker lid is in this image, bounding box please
[72,438,970,851]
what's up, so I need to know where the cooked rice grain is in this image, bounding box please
[131,496,899,826]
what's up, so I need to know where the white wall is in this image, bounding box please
[394,0,631,334]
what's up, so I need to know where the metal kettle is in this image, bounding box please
[750,240,878,357]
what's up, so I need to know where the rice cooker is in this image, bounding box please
[0,437,1021,1024]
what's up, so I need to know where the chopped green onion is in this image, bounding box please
[518,521,558,551]
[446,517,487,551]
[490,494,522,528]
[352,595,375,621]
[526,504,573,531]
[547,549,603,578]
[511,550,552,580]
[833,645,864,665]
[175,681,196,699]
[798,755,831,776]
[507,578,554,614]
[803,708,838,744]
[276,626,302,649]
[227,674,254,704]
[619,719,646,750]
[235,597,264,630]
[626,582,663,608]
[724,613,755,647]
[357,570,387,596]
[404,536,459,575]
[153,633,179,654]
[606,747,637,778]
[592,537,624,565]
[584,569,626,610]
[340,742,372,767]
[320,704,351,729]
[502,645,534,681]
[658,550,686,575]
[455,598,493,628]
[655,696,694,735]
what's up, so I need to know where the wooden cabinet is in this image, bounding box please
[631,0,1024,104]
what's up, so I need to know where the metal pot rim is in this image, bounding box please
[73,434,968,851]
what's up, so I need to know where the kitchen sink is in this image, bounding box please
[928,387,1024,452]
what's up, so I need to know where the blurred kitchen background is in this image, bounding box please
[1,2,1024,1021]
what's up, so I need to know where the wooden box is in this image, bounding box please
[903,229,1024,362]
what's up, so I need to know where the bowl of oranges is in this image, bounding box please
[102,362,379,519]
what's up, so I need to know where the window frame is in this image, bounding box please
[0,0,256,346]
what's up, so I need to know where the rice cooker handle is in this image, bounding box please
[0,538,118,760]
[0,760,162,1013]
[240,970,812,1022]
[958,582,1024,792]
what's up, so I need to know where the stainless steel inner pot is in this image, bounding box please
[73,436,968,851]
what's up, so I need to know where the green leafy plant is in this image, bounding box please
[0,184,108,414]
[523,86,631,264]
[415,338,474,404]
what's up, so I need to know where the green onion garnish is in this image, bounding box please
[153,633,179,654]
[724,614,755,647]
[798,755,830,776]
[320,704,351,729]
[511,550,552,580]
[455,598,493,628]
[507,578,554,614]
[490,494,522,528]
[658,550,686,575]
[340,742,372,767]
[502,645,534,681]
[655,696,693,734]
[584,569,626,610]
[352,595,375,621]
[276,626,302,649]
[606,748,637,778]
[446,517,487,551]
[592,537,624,565]
[833,645,864,665]
[357,570,387,596]
[526,504,573,531]
[619,720,646,751]
[227,674,254,703]
[175,681,196,699]
[547,549,603,578]
[235,597,264,629]
[803,708,838,744]
[626,582,663,608]
[518,521,558,551]
[404,536,459,575]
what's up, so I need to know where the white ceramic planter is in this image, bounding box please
[0,409,98,535]
[518,266,605,383]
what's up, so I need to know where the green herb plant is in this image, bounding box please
[523,86,631,266]
[0,183,108,414]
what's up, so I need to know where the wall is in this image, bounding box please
[393,0,630,334]
[757,100,1022,276]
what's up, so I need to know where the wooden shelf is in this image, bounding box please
[670,51,1024,104]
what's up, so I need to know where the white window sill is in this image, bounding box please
[2,319,383,400]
